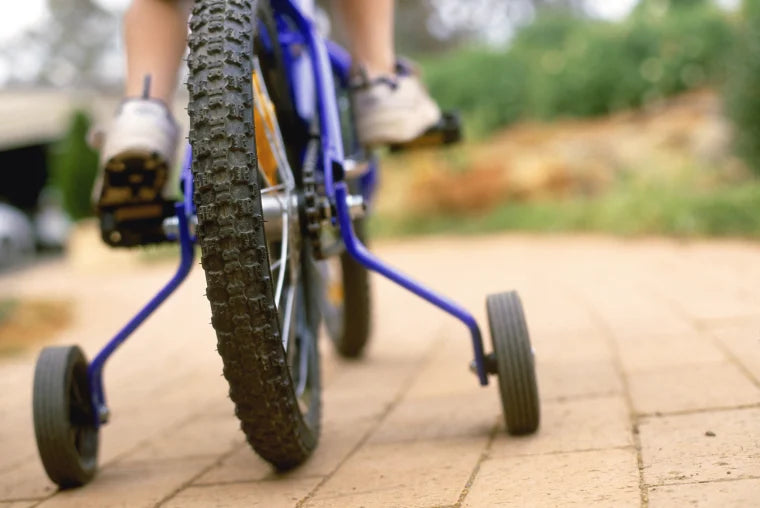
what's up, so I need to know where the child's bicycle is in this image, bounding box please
[31,0,539,488]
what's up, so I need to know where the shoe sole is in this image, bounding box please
[97,150,175,247]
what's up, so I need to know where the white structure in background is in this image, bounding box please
[0,202,35,267]
[0,90,173,264]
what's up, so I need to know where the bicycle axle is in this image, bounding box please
[162,192,365,242]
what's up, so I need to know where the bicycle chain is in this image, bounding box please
[301,139,327,260]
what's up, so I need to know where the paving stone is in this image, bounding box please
[569,279,695,340]
[319,353,423,424]
[627,362,760,415]
[196,344,428,486]
[708,322,760,384]
[36,457,213,508]
[615,333,727,373]
[464,448,640,507]
[538,359,623,401]
[165,478,320,507]
[368,391,496,445]
[648,478,760,507]
[195,417,373,484]
[6,235,760,507]
[0,461,56,501]
[305,439,483,507]
[490,395,633,457]
[639,407,760,485]
[643,266,760,322]
[531,330,612,364]
[118,412,243,462]
[399,337,494,399]
[518,290,600,337]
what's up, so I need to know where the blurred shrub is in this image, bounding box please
[724,0,760,174]
[422,48,531,136]
[48,111,98,220]
[422,3,734,135]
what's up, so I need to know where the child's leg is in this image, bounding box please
[331,0,442,146]
[331,0,395,78]
[95,0,191,246]
[124,0,192,103]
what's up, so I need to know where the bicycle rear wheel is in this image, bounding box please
[320,218,372,358]
[187,0,320,469]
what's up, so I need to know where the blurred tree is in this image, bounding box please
[323,0,591,56]
[422,0,588,49]
[634,0,710,16]
[0,0,119,88]
[48,110,99,219]
[725,0,760,174]
[396,1,467,54]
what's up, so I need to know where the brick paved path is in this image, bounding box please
[1,235,759,507]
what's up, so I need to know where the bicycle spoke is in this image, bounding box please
[281,283,297,352]
[261,183,287,195]
[274,211,289,305]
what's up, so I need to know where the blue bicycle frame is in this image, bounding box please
[87,0,488,427]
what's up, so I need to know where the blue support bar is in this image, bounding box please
[181,144,194,218]
[87,203,196,425]
[334,183,490,385]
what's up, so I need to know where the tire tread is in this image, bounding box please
[487,291,540,435]
[187,0,318,469]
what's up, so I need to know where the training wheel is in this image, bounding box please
[486,291,540,435]
[33,345,99,488]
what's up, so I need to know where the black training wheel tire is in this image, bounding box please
[331,219,372,358]
[33,345,99,488]
[487,291,540,435]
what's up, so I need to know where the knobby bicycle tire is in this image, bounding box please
[187,0,319,469]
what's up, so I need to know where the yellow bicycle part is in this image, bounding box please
[252,71,279,185]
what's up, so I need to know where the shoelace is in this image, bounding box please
[348,59,419,91]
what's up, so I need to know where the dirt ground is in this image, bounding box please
[381,90,744,217]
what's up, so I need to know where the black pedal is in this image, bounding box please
[99,201,176,248]
[389,111,463,153]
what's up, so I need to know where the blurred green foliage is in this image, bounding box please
[725,0,760,174]
[422,1,735,136]
[48,111,98,220]
[0,299,17,326]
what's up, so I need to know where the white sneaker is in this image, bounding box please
[350,61,442,146]
[93,99,179,247]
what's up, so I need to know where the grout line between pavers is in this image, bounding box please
[115,451,245,467]
[0,455,37,476]
[703,325,760,388]
[484,444,637,461]
[22,360,273,507]
[453,417,499,508]
[642,282,760,389]
[103,397,234,469]
[645,474,760,489]
[559,282,649,508]
[29,494,54,507]
[188,474,324,488]
[693,315,760,327]
[294,335,447,508]
[152,440,245,508]
[637,402,760,419]
[542,391,623,403]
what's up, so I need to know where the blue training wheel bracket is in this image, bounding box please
[333,182,490,385]
[86,203,196,426]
